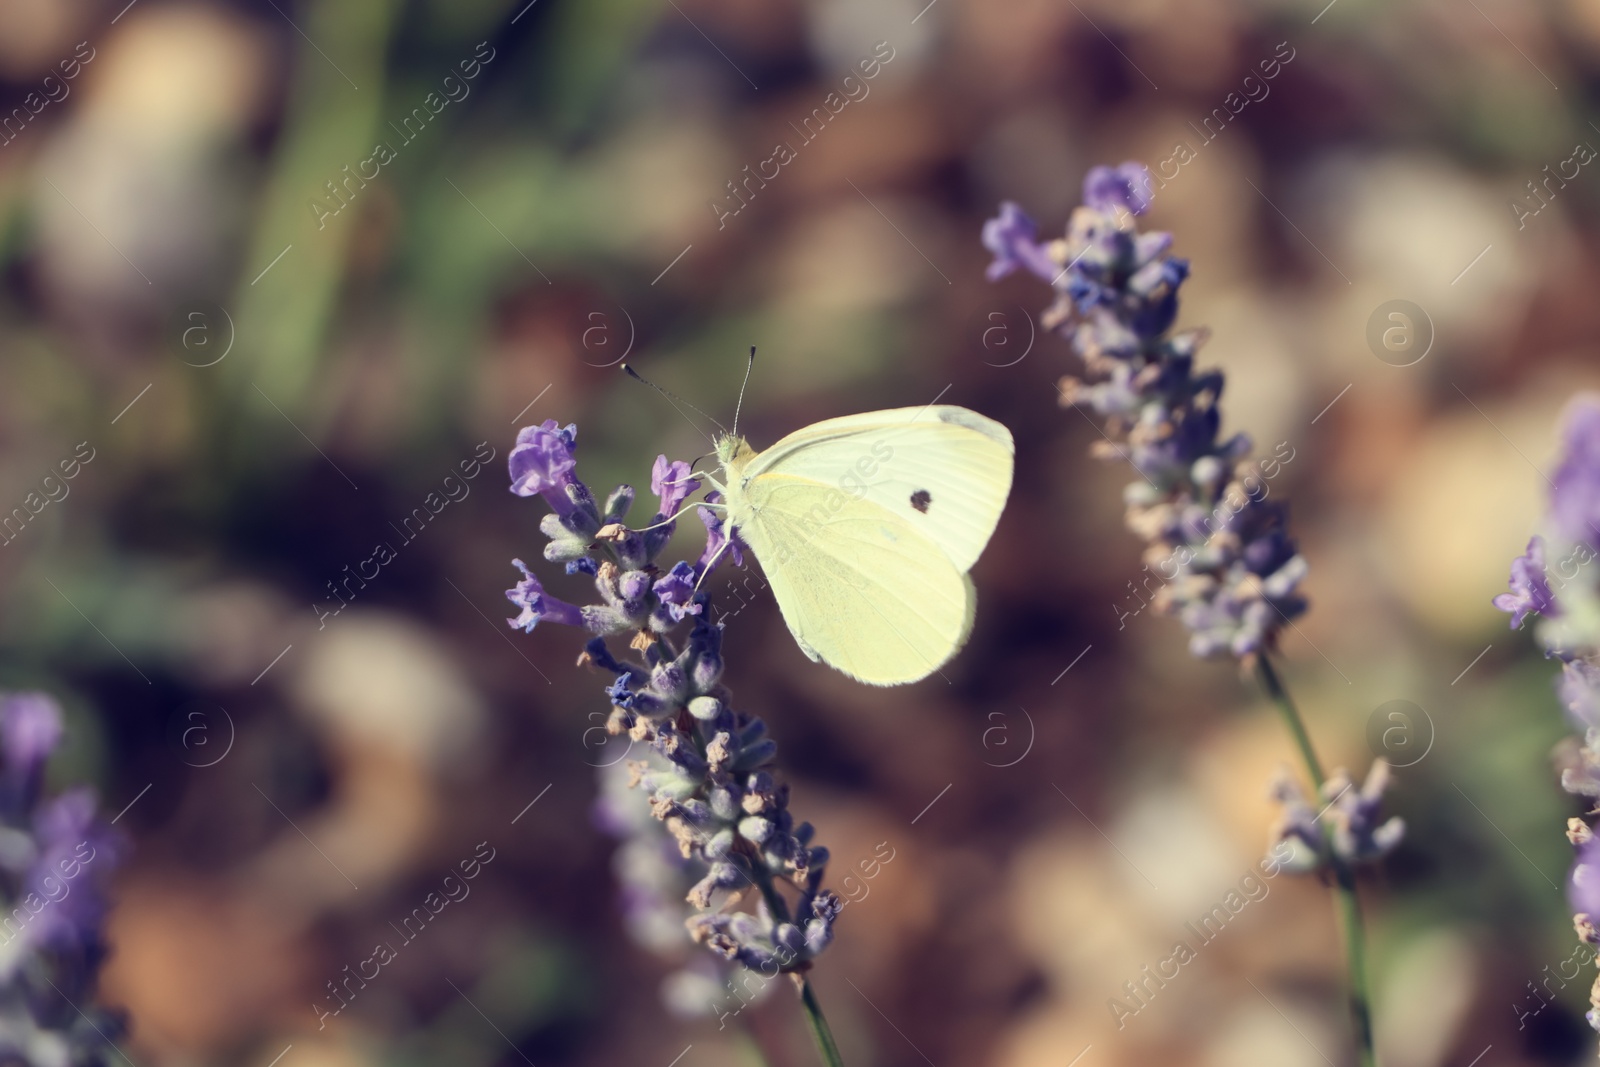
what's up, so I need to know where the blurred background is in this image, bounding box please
[0,0,1596,1063]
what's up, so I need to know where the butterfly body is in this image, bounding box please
[706,406,1014,686]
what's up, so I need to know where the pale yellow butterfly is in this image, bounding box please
[701,404,1014,686]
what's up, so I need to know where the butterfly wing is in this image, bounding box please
[742,406,1014,571]
[733,478,976,685]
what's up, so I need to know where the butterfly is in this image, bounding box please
[702,404,1014,686]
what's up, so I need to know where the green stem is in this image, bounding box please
[1254,653,1378,1067]
[798,976,845,1067]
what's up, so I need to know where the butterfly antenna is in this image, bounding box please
[622,364,728,435]
[732,346,756,437]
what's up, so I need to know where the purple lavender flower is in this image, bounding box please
[981,202,1058,283]
[505,558,584,632]
[27,788,121,950]
[507,426,840,993]
[653,562,702,623]
[1266,762,1403,872]
[509,419,582,515]
[652,456,702,519]
[1552,397,1600,549]
[1083,161,1155,216]
[1493,537,1558,629]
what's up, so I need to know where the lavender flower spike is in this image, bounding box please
[0,691,126,1066]
[987,164,1401,864]
[984,164,1312,664]
[991,164,1395,1065]
[1497,392,1600,1046]
[506,426,841,1030]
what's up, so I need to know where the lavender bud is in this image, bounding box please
[604,484,636,525]
[703,828,736,861]
[773,923,805,956]
[708,786,738,821]
[688,696,723,721]
[734,739,777,773]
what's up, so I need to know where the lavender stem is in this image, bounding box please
[798,976,844,1067]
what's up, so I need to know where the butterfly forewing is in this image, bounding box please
[742,406,1013,571]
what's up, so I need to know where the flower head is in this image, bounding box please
[1266,761,1403,874]
[510,420,581,512]
[990,165,1399,891]
[986,163,1307,661]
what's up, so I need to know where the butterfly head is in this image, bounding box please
[714,433,755,478]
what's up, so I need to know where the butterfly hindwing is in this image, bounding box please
[732,479,975,685]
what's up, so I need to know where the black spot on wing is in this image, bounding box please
[910,489,932,513]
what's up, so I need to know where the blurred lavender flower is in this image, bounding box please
[987,162,1401,868]
[1562,660,1600,732]
[507,428,839,995]
[981,203,1057,283]
[986,158,1418,1067]
[1082,162,1155,216]
[985,161,1308,662]
[987,169,1397,1066]
[594,759,777,1024]
[0,691,126,1066]
[1267,762,1404,874]
[1497,395,1600,1040]
[1493,537,1558,630]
